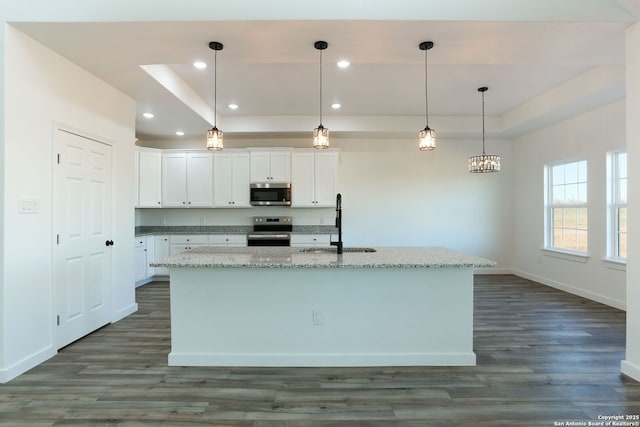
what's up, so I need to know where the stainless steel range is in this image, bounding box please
[247,216,292,246]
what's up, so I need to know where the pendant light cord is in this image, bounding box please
[213,48,218,127]
[481,89,485,155]
[319,47,323,126]
[424,48,429,127]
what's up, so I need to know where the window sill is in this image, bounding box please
[541,248,590,263]
[602,258,626,271]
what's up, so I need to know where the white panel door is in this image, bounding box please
[55,129,112,349]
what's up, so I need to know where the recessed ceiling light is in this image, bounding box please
[337,60,350,69]
[228,104,239,110]
[331,103,341,109]
[175,131,185,136]
[193,61,207,69]
[142,112,154,119]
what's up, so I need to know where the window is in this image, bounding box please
[545,160,588,253]
[608,151,627,260]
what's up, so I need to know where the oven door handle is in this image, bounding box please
[247,233,291,240]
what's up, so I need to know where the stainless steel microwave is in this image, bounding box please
[250,182,291,206]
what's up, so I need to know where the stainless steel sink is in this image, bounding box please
[299,247,377,254]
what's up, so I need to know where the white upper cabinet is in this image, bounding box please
[291,150,339,207]
[249,149,291,182]
[136,148,162,207]
[162,151,213,207]
[213,150,251,207]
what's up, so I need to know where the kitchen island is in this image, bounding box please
[151,246,495,367]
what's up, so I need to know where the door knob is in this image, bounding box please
[105,240,114,246]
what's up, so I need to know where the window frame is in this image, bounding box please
[606,150,627,262]
[544,159,589,256]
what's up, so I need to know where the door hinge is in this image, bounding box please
[57,153,60,164]
[56,234,60,245]
[56,315,60,326]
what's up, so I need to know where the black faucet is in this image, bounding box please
[330,193,343,254]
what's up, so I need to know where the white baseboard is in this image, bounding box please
[112,302,138,323]
[0,345,56,384]
[169,351,477,367]
[474,267,513,275]
[621,360,640,382]
[511,269,626,310]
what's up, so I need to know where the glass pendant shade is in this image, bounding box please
[313,124,329,149]
[206,126,223,151]
[418,126,436,151]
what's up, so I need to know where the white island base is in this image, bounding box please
[168,265,476,367]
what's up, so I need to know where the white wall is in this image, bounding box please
[511,100,626,309]
[138,135,513,268]
[0,25,137,383]
[622,21,640,381]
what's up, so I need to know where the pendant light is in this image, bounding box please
[206,41,224,151]
[468,87,501,173]
[418,41,436,151]
[313,41,329,149]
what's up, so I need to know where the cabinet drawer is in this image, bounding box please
[209,234,247,245]
[290,234,331,246]
[169,235,209,245]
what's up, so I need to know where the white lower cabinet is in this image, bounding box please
[290,234,332,247]
[152,235,170,276]
[134,237,147,283]
[134,235,156,285]
[137,233,248,283]
[170,235,209,256]
[209,234,247,247]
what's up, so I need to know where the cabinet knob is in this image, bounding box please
[157,201,161,205]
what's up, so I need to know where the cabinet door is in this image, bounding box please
[138,150,162,207]
[231,152,251,207]
[186,152,213,207]
[313,152,339,207]
[250,151,271,182]
[269,151,291,182]
[162,153,187,207]
[291,152,315,207]
[152,235,170,276]
[213,152,233,207]
[134,238,147,282]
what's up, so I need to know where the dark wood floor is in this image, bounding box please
[1,275,639,426]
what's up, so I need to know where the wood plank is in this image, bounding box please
[0,275,639,426]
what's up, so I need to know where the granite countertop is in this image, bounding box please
[150,246,496,269]
[135,225,337,236]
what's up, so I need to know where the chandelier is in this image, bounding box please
[468,87,500,173]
